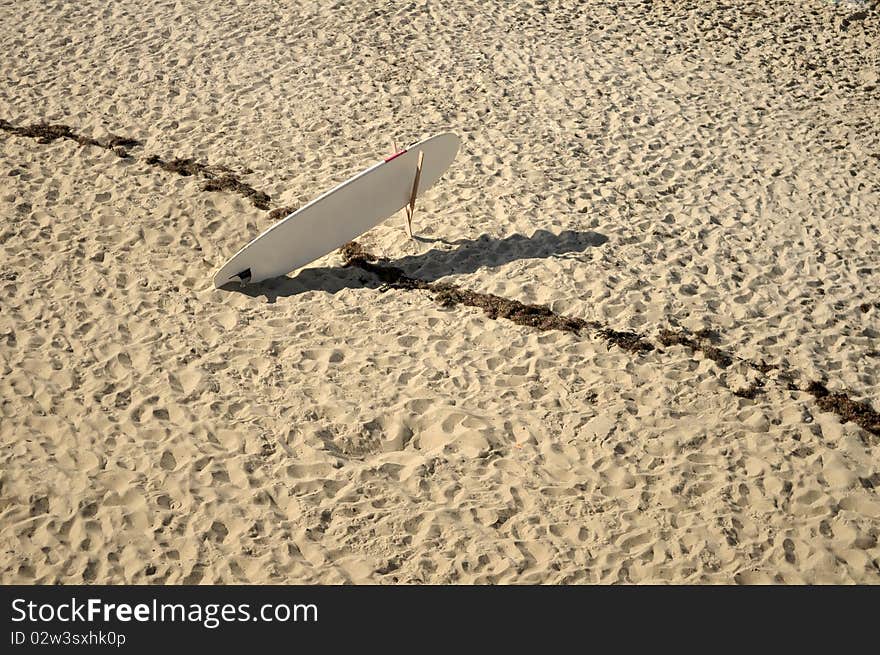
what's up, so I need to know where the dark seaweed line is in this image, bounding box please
[1,119,270,210]
[340,241,880,440]
[144,155,270,210]
[3,118,877,439]
[0,119,140,158]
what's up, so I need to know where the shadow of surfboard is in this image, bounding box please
[221,228,608,303]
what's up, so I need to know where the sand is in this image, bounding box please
[1,0,879,584]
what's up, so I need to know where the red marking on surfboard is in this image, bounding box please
[384,149,407,162]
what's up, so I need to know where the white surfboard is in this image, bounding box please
[213,132,460,287]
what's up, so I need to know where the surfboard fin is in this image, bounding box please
[235,268,252,285]
[405,150,424,239]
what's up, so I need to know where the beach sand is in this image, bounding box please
[1,0,878,583]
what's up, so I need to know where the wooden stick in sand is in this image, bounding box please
[405,150,424,239]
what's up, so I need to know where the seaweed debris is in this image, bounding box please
[144,155,271,209]
[340,241,655,346]
[657,328,733,368]
[805,381,880,438]
[0,119,140,157]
